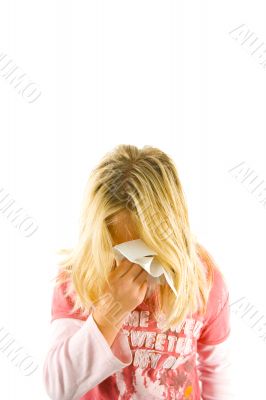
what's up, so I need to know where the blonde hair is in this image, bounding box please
[54,144,215,332]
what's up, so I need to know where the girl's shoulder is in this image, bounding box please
[196,244,231,344]
[50,270,87,322]
[197,242,229,311]
[206,264,229,321]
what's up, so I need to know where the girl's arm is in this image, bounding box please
[197,335,235,399]
[43,260,148,400]
[196,256,235,399]
[42,314,132,400]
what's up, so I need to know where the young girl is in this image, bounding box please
[43,144,234,400]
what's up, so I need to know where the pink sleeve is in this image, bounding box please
[197,337,235,399]
[197,264,235,399]
[42,281,132,400]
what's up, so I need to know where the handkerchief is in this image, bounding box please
[112,239,178,297]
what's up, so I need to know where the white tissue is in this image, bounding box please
[112,239,178,297]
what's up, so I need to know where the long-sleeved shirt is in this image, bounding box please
[43,262,234,400]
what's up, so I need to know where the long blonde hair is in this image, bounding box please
[54,144,215,332]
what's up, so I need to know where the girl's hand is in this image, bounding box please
[107,257,149,313]
[92,258,149,332]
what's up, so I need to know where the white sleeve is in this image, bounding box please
[197,335,236,400]
[42,314,132,400]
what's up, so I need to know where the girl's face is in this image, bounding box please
[108,209,157,300]
[108,209,139,246]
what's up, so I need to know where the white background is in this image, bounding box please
[0,1,265,398]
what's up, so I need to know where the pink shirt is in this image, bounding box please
[43,263,234,400]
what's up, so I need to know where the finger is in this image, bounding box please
[134,268,149,285]
[139,279,148,295]
[111,258,117,270]
[125,262,146,280]
[115,257,135,277]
